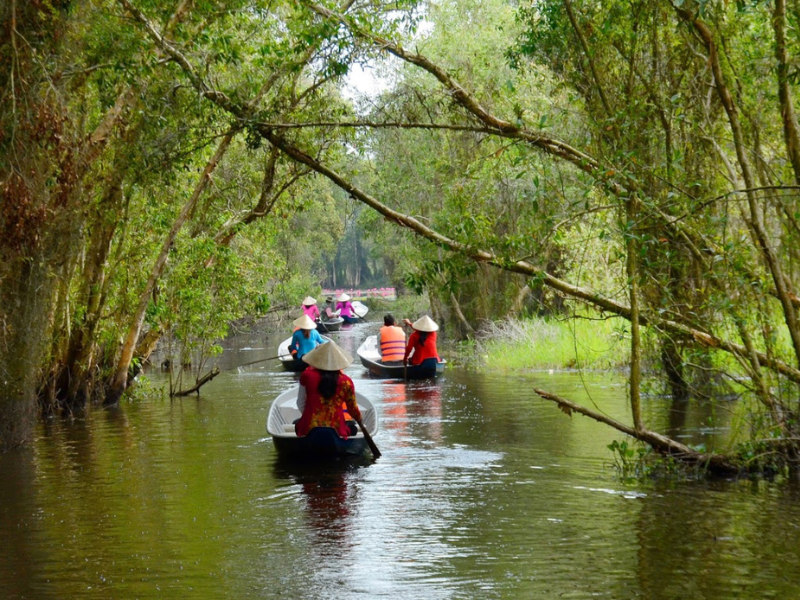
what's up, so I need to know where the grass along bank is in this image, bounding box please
[474,316,632,371]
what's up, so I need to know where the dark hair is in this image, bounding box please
[383,314,395,326]
[418,331,429,345]
[318,369,340,399]
[302,329,310,339]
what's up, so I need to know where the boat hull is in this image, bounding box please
[280,358,308,372]
[359,355,444,379]
[316,317,343,332]
[272,427,368,458]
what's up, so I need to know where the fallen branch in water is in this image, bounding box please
[532,387,741,474]
[172,367,220,397]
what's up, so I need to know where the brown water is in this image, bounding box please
[2,323,800,599]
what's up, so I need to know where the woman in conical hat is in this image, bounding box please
[402,315,441,366]
[289,314,325,360]
[335,293,357,322]
[300,295,320,321]
[295,341,361,439]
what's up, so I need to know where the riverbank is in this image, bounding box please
[472,315,632,372]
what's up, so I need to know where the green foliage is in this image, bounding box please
[474,314,631,371]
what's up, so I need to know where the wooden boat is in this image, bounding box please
[277,335,332,372]
[266,387,379,458]
[356,335,446,380]
[316,317,344,332]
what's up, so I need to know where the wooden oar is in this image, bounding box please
[355,417,381,458]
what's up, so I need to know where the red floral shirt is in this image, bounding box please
[296,368,362,438]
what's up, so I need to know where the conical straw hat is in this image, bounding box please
[302,340,353,370]
[302,296,317,306]
[293,314,317,330]
[337,293,351,302]
[412,315,439,332]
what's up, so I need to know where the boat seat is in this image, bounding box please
[282,423,297,433]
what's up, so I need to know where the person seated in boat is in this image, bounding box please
[301,296,320,322]
[379,314,405,365]
[289,314,326,360]
[335,293,356,320]
[295,341,362,439]
[323,295,340,320]
[402,315,440,366]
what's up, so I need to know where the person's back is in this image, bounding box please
[379,314,405,363]
[301,296,320,320]
[295,342,361,439]
[404,315,440,366]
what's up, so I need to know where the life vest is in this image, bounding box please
[379,325,406,362]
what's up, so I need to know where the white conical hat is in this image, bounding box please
[293,314,317,330]
[302,296,317,306]
[302,340,353,370]
[337,293,351,302]
[412,315,439,332]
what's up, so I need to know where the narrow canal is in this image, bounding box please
[1,322,799,598]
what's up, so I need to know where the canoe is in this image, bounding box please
[277,335,332,372]
[266,387,379,458]
[356,335,446,380]
[316,317,344,332]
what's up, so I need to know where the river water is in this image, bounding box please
[1,323,799,599]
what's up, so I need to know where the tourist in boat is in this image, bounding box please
[402,315,440,366]
[295,341,361,438]
[323,295,340,320]
[335,293,357,321]
[379,314,405,365]
[289,314,326,360]
[301,296,320,321]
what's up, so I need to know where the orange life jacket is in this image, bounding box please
[379,325,406,362]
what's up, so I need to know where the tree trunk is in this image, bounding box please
[107,127,237,404]
[661,338,689,402]
[626,196,643,432]
[773,0,800,184]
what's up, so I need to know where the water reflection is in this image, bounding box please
[272,461,360,549]
[2,330,800,598]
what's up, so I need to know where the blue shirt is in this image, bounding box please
[290,329,326,358]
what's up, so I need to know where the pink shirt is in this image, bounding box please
[302,304,320,320]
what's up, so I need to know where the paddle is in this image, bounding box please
[236,355,284,369]
[355,417,381,458]
[402,319,411,381]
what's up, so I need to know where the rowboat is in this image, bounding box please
[316,317,344,332]
[356,335,446,379]
[266,387,379,458]
[277,335,332,372]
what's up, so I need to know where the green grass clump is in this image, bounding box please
[477,316,631,371]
